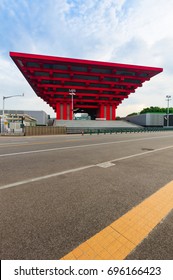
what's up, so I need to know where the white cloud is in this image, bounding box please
[0,56,55,116]
[0,0,173,117]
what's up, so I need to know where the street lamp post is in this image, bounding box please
[1,93,24,133]
[166,95,171,127]
[69,89,76,120]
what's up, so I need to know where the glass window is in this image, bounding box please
[82,96,95,100]
[35,72,49,77]
[27,62,40,68]
[43,64,52,69]
[124,78,140,84]
[90,83,110,88]
[139,72,148,77]
[65,81,85,86]
[116,70,136,76]
[79,89,98,94]
[53,73,70,78]
[41,80,61,85]
[114,85,125,89]
[99,97,108,100]
[91,68,111,74]
[56,88,69,92]
[53,64,68,70]
[71,65,87,72]
[103,90,114,94]
[113,97,121,100]
[104,77,118,82]
[74,74,99,80]
[54,94,64,98]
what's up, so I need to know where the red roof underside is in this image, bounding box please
[10,52,163,112]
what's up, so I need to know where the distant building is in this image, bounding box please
[0,110,49,125]
[24,110,49,125]
[126,113,165,127]
[163,114,173,127]
[0,112,36,133]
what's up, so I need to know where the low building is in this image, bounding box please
[126,113,165,127]
[24,110,49,125]
[0,110,49,125]
[163,114,173,127]
[0,113,37,133]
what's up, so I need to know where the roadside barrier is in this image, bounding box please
[84,127,173,135]
[2,126,172,136]
[24,126,66,136]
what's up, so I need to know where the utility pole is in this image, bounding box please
[69,89,76,120]
[1,93,24,133]
[166,95,171,127]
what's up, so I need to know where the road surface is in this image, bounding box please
[0,131,173,259]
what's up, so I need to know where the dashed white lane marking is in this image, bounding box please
[96,162,115,168]
[1,145,173,190]
[0,134,173,158]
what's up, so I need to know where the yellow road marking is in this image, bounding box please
[61,181,173,260]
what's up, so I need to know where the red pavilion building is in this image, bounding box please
[10,52,163,120]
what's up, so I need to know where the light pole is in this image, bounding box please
[69,89,76,120]
[1,93,24,133]
[166,95,171,127]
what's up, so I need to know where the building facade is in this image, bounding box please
[0,112,37,133]
[126,113,165,127]
[10,52,163,120]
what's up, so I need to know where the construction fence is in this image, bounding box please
[24,126,66,136]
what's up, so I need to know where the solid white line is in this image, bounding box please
[1,145,173,190]
[0,134,173,158]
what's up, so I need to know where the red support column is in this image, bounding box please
[67,103,70,120]
[112,104,116,120]
[56,102,61,119]
[96,107,100,118]
[60,103,63,119]
[63,102,67,120]
[106,104,110,120]
[99,104,105,118]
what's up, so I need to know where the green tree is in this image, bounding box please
[139,106,173,114]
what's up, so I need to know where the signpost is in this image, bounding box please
[166,95,171,127]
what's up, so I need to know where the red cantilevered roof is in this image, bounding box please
[10,51,163,112]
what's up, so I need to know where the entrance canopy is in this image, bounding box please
[10,52,163,120]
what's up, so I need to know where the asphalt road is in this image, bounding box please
[0,131,173,259]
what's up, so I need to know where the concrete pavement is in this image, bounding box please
[0,132,173,259]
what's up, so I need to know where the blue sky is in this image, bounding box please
[0,0,173,117]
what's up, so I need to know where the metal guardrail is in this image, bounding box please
[67,127,173,135]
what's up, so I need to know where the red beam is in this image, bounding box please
[10,51,163,75]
